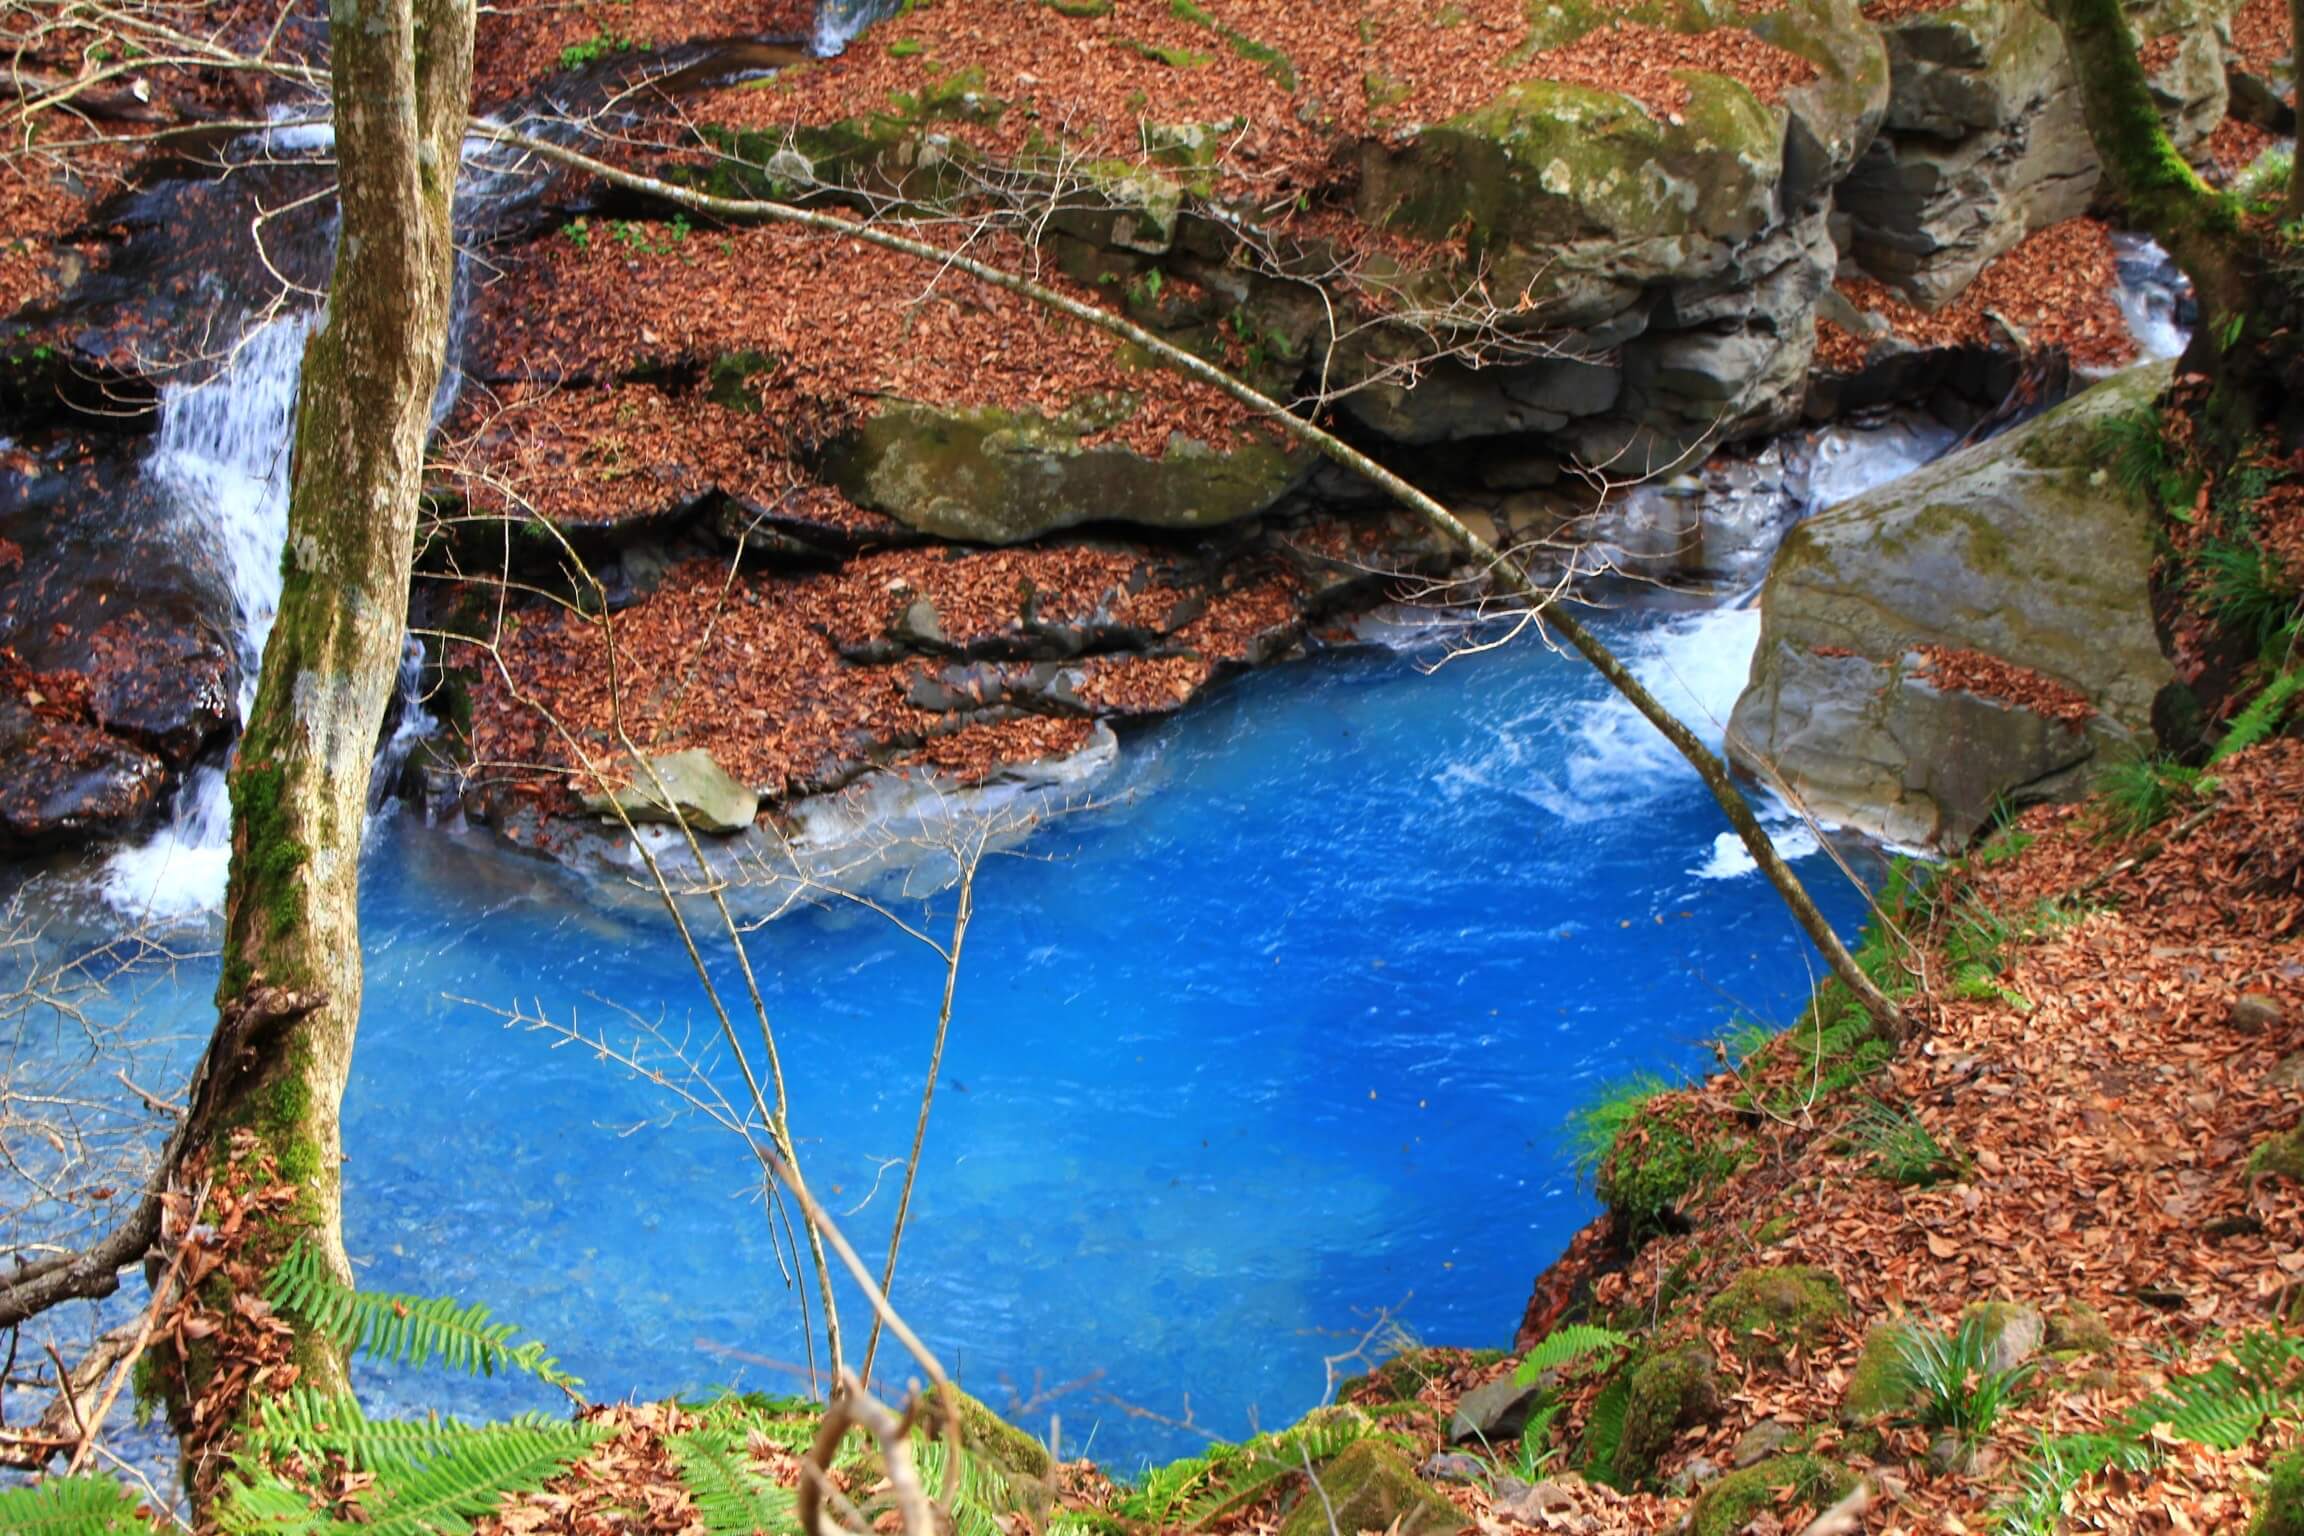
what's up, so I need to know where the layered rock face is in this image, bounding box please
[1836,0,2232,306]
[1728,362,2176,847]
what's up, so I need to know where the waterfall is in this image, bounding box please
[101,317,314,922]
[812,0,905,55]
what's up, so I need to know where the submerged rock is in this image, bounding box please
[1729,361,2177,848]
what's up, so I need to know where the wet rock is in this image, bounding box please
[2228,994,2287,1035]
[1730,362,2175,848]
[1447,1375,1544,1444]
[0,696,165,850]
[1838,0,2230,306]
[577,748,761,834]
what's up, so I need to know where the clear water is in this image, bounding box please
[29,605,1872,1473]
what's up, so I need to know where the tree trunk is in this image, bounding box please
[171,0,473,1436]
[2047,0,2300,439]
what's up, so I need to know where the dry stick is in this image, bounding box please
[64,1191,194,1476]
[474,125,1905,1041]
[860,837,976,1389]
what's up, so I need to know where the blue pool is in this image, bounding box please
[34,601,1870,1473]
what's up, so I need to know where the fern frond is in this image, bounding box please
[0,1475,154,1535]
[2211,667,2303,764]
[669,1428,798,1536]
[265,1243,581,1391]
[910,1441,1026,1536]
[214,1473,327,1536]
[357,1421,605,1536]
[245,1386,575,1474]
[1513,1324,1630,1385]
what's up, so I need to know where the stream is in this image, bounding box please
[0,31,2196,1482]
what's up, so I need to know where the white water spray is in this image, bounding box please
[101,317,313,922]
[812,0,905,55]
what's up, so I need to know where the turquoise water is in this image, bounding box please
[340,607,1860,1465]
[3,603,1871,1475]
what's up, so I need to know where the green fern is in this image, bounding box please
[1513,1324,1630,1386]
[0,1475,155,1535]
[266,1243,581,1391]
[1578,1371,1632,1488]
[1115,1415,1380,1529]
[669,1428,799,1536]
[219,1418,606,1536]
[245,1387,580,1475]
[1994,1331,2304,1531]
[2211,667,2303,764]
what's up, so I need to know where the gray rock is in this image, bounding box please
[1665,1457,1725,1497]
[1839,0,2231,305]
[579,748,760,834]
[1729,362,2176,848]
[1447,1376,1544,1444]
[1417,1452,1486,1484]
[892,597,946,649]
[1962,1302,2045,1375]
[2228,994,2287,1035]
[1732,1419,1799,1469]
[2271,1053,2304,1092]
[1491,1478,1578,1522]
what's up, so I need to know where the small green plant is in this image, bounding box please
[2212,666,2303,764]
[1893,1314,2038,1448]
[1564,1073,1674,1182]
[2098,405,2197,511]
[561,217,593,250]
[1847,1099,1966,1186]
[1512,1400,1564,1481]
[2199,533,2302,652]
[2097,752,2214,840]
[1512,1324,1631,1386]
[558,29,636,69]
[887,35,927,56]
[1113,1414,1385,1529]
[1996,1330,2304,1533]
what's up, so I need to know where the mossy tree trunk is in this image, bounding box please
[172,0,473,1426]
[2049,0,2304,442]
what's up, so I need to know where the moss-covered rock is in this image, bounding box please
[1616,1343,1723,1484]
[824,399,1306,544]
[1729,360,2179,849]
[1703,1267,1850,1364]
[1595,1096,1740,1238]
[2046,1302,2115,1355]
[2249,1122,2304,1185]
[923,1386,1052,1481]
[1687,1455,1857,1536]
[2258,1448,2304,1536]
[1277,1439,1467,1536]
[1840,1324,1919,1423]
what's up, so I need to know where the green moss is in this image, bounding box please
[926,1387,1051,1481]
[1702,1267,1849,1365]
[2257,1449,2304,1536]
[1687,1455,1855,1536]
[225,758,309,947]
[1841,1324,1919,1423]
[1276,1439,1464,1536]
[1594,1096,1743,1239]
[2248,1122,2304,1183]
[2043,1302,2114,1356]
[1616,1343,1722,1484]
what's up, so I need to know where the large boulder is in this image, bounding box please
[823,400,1307,545]
[1729,361,2177,848]
[1837,0,2231,306]
[1346,0,1891,468]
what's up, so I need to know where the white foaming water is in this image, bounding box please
[2112,233,2190,363]
[101,317,313,923]
[812,0,905,55]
